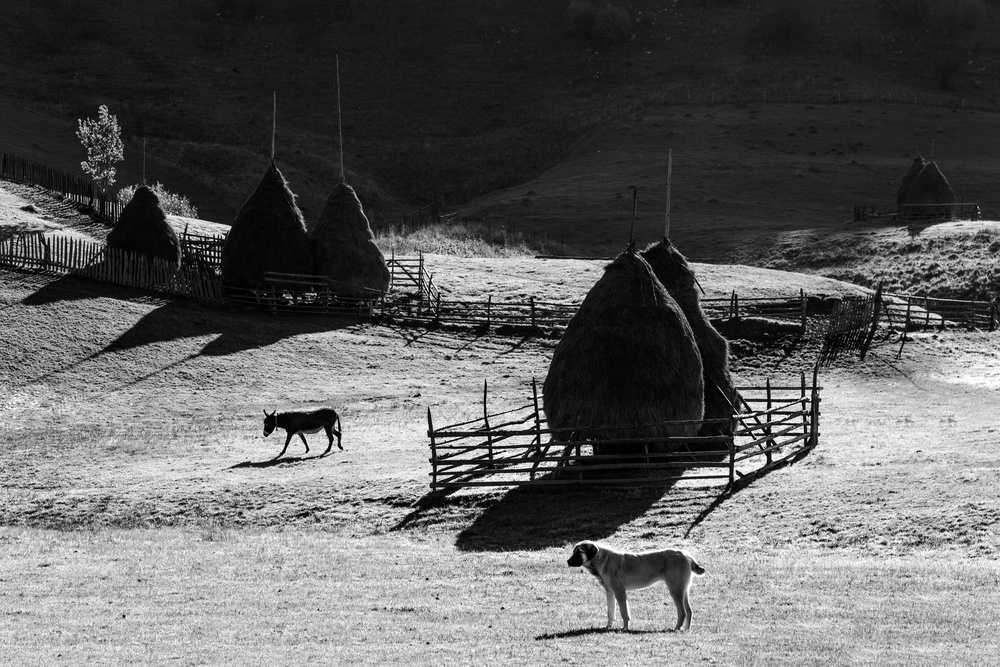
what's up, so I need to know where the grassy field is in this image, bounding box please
[2,182,1000,662]
[3,529,998,666]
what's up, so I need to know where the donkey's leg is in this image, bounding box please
[321,425,335,456]
[297,432,310,454]
[275,432,294,458]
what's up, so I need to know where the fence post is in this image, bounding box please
[427,408,438,489]
[809,365,821,450]
[800,370,808,439]
[483,380,494,464]
[990,300,997,332]
[800,288,807,331]
[530,296,536,329]
[765,377,773,465]
[486,294,492,330]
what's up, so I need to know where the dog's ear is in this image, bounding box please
[583,542,599,560]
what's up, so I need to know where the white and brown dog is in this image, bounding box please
[567,540,705,631]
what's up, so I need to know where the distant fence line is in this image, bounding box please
[853,202,982,223]
[426,372,821,490]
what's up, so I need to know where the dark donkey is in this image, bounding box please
[262,408,343,458]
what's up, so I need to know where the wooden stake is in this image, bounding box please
[664,148,673,240]
[336,55,345,182]
[142,138,146,186]
[628,187,638,247]
[271,91,276,161]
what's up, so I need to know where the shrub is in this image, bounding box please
[118,182,199,219]
[592,4,632,45]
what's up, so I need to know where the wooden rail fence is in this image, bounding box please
[853,202,981,223]
[426,371,821,490]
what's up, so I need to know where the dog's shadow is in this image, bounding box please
[535,627,674,640]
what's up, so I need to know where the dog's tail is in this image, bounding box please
[690,557,706,576]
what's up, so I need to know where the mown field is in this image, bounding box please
[2,183,1000,664]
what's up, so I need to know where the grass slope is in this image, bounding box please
[3,0,1000,241]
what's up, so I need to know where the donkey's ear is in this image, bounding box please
[263,409,268,416]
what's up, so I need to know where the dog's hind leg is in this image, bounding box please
[668,584,689,631]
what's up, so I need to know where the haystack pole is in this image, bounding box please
[664,148,673,240]
[307,56,391,297]
[336,54,345,182]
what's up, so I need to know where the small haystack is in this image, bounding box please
[901,161,956,220]
[543,249,704,457]
[896,155,926,206]
[107,186,181,267]
[309,180,390,298]
[220,161,313,290]
[641,239,735,442]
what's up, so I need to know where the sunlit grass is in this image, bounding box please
[2,529,998,666]
[375,220,565,258]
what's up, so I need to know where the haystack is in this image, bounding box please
[543,249,704,457]
[220,161,313,290]
[901,161,956,220]
[309,180,390,298]
[896,155,926,206]
[106,186,181,268]
[641,239,735,442]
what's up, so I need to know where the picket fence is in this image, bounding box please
[426,371,821,490]
[1,151,122,223]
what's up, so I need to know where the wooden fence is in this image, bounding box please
[1,151,122,224]
[819,284,882,365]
[853,202,982,223]
[0,232,224,303]
[426,371,821,490]
[883,292,997,332]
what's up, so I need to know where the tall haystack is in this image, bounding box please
[543,249,704,456]
[896,155,926,206]
[220,161,313,290]
[902,161,956,220]
[309,180,390,298]
[106,186,181,268]
[641,239,735,442]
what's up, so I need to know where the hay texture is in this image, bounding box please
[221,161,313,290]
[543,249,704,456]
[309,180,390,297]
[896,155,926,206]
[901,161,956,220]
[641,239,735,440]
[106,186,181,267]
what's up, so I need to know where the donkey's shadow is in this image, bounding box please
[228,454,331,469]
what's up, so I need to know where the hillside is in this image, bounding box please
[3,0,1000,253]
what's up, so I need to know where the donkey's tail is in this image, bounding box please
[690,558,706,576]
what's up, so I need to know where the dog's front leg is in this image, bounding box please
[611,586,630,631]
[604,588,616,629]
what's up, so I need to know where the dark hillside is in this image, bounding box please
[2,0,998,239]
